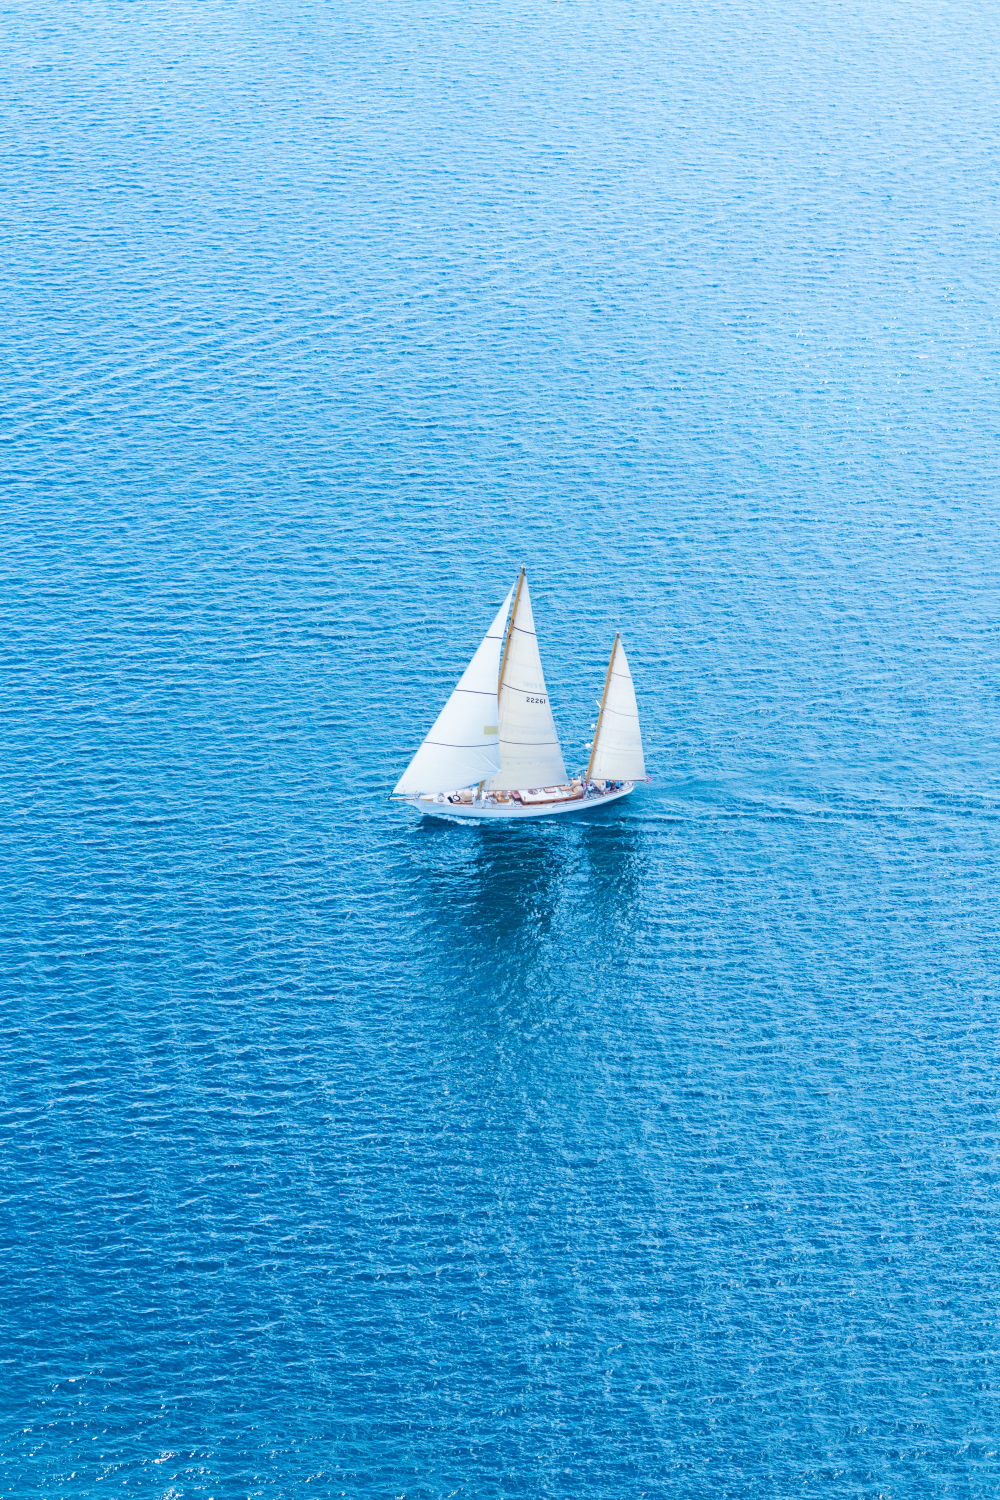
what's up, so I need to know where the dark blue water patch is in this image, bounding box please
[2,0,1000,1493]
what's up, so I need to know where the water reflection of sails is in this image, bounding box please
[578,817,645,919]
[411,820,567,959]
[406,812,648,988]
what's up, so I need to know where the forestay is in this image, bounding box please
[393,585,514,796]
[588,635,646,782]
[488,573,568,791]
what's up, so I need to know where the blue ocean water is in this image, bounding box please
[3,0,1000,1493]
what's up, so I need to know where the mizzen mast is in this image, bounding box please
[586,631,618,782]
[586,632,646,783]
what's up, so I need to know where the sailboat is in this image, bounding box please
[392,569,647,823]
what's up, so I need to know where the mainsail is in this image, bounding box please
[587,633,646,782]
[488,569,568,791]
[393,584,515,796]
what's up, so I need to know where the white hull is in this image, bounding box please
[399,782,635,824]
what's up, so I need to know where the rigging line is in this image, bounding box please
[498,738,563,747]
[425,740,501,749]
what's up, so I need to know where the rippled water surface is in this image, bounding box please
[3,0,1000,1494]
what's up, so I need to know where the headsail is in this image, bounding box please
[587,633,646,782]
[488,570,568,790]
[393,584,515,796]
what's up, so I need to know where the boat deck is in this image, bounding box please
[405,781,634,823]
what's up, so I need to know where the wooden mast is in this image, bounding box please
[478,567,524,799]
[497,567,525,702]
[586,631,618,782]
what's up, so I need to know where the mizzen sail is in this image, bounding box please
[587,634,646,782]
[488,570,567,790]
[393,584,514,796]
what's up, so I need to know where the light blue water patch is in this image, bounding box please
[2,0,999,1494]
